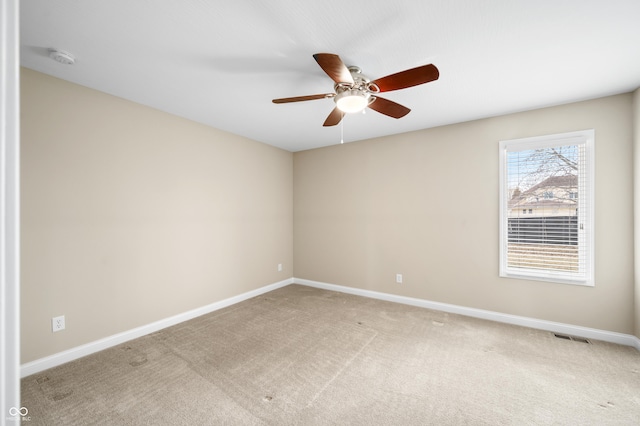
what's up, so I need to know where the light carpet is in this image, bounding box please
[21,284,640,425]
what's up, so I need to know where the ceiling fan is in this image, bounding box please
[272,53,439,127]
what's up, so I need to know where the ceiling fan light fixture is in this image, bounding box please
[272,53,439,127]
[335,90,370,113]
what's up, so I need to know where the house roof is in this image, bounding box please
[509,175,577,210]
[525,175,577,194]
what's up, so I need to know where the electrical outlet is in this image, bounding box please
[278,263,283,272]
[396,274,403,284]
[52,315,65,332]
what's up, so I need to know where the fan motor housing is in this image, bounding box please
[334,66,380,96]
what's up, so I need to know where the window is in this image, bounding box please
[499,130,594,286]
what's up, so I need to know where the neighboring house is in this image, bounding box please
[507,175,578,245]
[508,174,578,218]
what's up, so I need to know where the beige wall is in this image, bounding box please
[294,94,635,334]
[21,67,637,364]
[634,88,640,339]
[21,69,293,363]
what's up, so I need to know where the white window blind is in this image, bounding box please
[499,130,594,286]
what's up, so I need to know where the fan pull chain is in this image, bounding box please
[340,116,344,144]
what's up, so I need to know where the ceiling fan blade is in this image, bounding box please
[323,107,345,127]
[367,97,411,119]
[313,53,354,84]
[272,93,333,104]
[371,64,439,92]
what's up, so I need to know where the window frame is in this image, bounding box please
[499,129,595,286]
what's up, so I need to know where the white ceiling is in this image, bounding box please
[20,0,640,152]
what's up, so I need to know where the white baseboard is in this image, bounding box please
[294,278,640,350]
[21,278,294,378]
[21,276,639,377]
[633,336,640,351]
